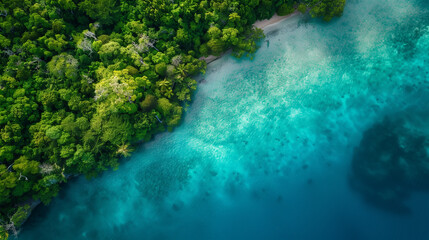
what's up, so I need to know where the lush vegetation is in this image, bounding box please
[0,0,345,237]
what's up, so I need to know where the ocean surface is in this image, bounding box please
[19,0,429,239]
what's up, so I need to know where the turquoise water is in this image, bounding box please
[19,0,429,239]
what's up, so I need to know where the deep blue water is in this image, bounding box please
[19,0,429,239]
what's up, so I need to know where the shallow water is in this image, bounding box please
[19,0,429,239]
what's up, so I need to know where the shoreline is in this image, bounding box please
[16,11,299,238]
[201,11,299,64]
[253,12,299,29]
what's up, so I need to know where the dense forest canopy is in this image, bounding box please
[0,0,345,238]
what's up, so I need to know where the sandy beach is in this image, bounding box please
[253,12,298,29]
[201,12,299,64]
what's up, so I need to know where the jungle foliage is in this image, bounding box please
[0,0,345,237]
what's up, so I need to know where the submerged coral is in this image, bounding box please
[350,115,429,214]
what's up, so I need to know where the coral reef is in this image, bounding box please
[350,115,429,214]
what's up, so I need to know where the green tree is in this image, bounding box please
[47,54,79,82]
[277,3,294,16]
[79,0,117,24]
[207,39,225,55]
[12,156,39,176]
[155,63,167,76]
[98,41,122,63]
[140,95,158,112]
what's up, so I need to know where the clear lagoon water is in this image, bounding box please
[19,0,429,239]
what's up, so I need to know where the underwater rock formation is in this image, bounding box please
[350,116,429,214]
